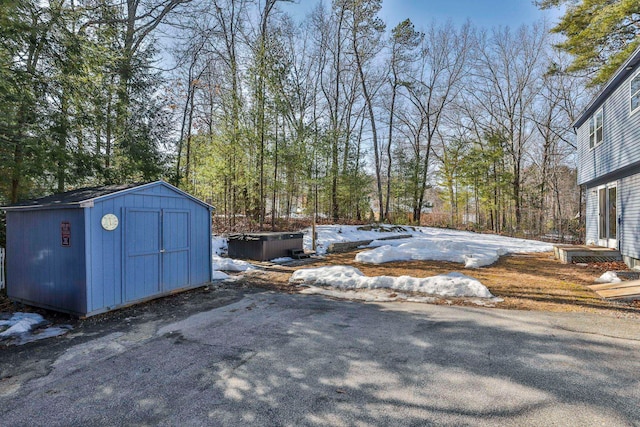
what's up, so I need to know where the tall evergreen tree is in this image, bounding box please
[538,0,640,85]
[0,1,51,202]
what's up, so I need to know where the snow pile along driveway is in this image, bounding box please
[290,265,494,298]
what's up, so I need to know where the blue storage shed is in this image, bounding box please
[2,181,213,317]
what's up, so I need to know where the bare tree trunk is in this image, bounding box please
[175,44,204,186]
[331,5,345,221]
[185,86,196,186]
[417,138,433,225]
[385,82,397,222]
[271,114,279,229]
[354,42,383,221]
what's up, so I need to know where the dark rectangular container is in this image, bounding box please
[228,232,304,261]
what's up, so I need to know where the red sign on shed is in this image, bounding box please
[61,221,71,247]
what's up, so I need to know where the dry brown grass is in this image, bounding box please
[253,250,640,318]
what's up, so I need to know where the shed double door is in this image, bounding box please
[124,208,190,302]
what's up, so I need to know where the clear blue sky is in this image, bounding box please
[380,0,561,28]
[283,0,562,29]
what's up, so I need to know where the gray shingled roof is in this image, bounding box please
[3,183,142,209]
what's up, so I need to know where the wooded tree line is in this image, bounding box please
[1,0,637,238]
[168,0,586,236]
[0,0,190,204]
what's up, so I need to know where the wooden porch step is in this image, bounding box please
[588,280,640,291]
[554,244,621,264]
[596,286,640,299]
[588,279,640,300]
[289,248,311,259]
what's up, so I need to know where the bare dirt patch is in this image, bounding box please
[256,250,640,318]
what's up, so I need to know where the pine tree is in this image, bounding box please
[538,0,640,85]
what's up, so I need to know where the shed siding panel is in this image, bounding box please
[190,206,211,284]
[84,208,92,312]
[136,184,186,199]
[6,209,86,314]
[619,174,640,260]
[578,72,640,185]
[162,210,190,290]
[89,198,124,312]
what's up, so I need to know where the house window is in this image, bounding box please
[589,109,603,149]
[631,73,640,114]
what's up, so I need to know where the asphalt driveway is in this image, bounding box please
[1,286,640,426]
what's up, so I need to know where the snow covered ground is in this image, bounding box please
[212,225,552,278]
[210,225,552,303]
[302,224,415,255]
[302,224,553,268]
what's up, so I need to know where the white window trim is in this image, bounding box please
[631,71,640,115]
[589,108,604,150]
[596,181,618,248]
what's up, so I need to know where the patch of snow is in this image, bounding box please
[211,271,231,280]
[211,236,228,256]
[302,225,551,267]
[366,238,413,248]
[288,213,309,219]
[212,255,255,272]
[303,224,417,255]
[595,271,621,284]
[271,257,294,263]
[0,313,44,336]
[470,298,504,307]
[290,265,493,298]
[211,236,257,273]
[16,326,73,345]
[0,313,71,345]
[355,227,552,268]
